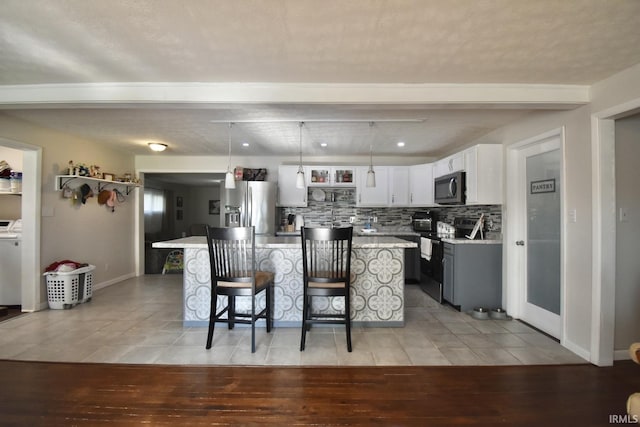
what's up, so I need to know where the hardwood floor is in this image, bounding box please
[1,360,638,426]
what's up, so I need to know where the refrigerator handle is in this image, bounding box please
[248,186,253,227]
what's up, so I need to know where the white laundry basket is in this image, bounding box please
[44,265,95,309]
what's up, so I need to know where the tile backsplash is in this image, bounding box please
[279,188,502,233]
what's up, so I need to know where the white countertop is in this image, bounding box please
[441,238,502,245]
[278,227,419,237]
[153,235,417,249]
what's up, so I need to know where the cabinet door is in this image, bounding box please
[356,166,389,207]
[434,153,464,178]
[389,167,410,206]
[307,166,331,186]
[463,144,503,205]
[409,163,434,206]
[332,167,356,187]
[442,250,454,304]
[277,165,307,207]
[464,147,478,204]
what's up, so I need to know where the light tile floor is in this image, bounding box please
[0,275,587,366]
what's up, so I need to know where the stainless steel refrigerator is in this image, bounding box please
[220,181,277,235]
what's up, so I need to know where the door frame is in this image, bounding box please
[0,137,42,312]
[591,97,640,366]
[505,127,566,341]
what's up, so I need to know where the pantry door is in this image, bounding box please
[509,130,564,339]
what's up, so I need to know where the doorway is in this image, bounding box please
[506,128,565,340]
[0,138,42,312]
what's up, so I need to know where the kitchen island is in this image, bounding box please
[153,235,417,327]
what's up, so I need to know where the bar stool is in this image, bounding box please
[205,226,274,353]
[300,226,353,352]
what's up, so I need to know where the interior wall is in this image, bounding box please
[187,186,221,230]
[0,113,137,303]
[614,114,640,351]
[469,105,593,357]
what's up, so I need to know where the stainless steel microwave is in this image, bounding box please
[434,171,466,205]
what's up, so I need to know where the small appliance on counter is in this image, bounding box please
[437,221,456,237]
[411,210,438,233]
[294,214,304,231]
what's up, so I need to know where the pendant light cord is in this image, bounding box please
[227,122,233,171]
[369,121,374,170]
[298,122,304,171]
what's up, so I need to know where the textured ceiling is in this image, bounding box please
[1,0,639,158]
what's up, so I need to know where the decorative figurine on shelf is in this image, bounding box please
[68,160,74,175]
[90,165,101,178]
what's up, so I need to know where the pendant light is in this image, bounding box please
[366,121,376,188]
[225,122,236,189]
[295,122,305,189]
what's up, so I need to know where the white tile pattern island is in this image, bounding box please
[153,235,417,328]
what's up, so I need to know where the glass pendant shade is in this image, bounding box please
[225,170,235,189]
[366,167,376,187]
[296,166,305,189]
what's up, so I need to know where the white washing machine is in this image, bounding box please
[0,219,22,306]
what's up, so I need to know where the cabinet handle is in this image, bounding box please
[516,240,525,246]
[410,193,413,203]
[392,195,395,203]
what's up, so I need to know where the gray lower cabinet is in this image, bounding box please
[397,235,420,283]
[442,242,502,312]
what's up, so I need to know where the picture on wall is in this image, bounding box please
[209,200,220,215]
[176,196,183,208]
[177,210,183,220]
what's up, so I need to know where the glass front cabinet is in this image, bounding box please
[307,167,356,187]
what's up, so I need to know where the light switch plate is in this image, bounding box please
[619,207,629,222]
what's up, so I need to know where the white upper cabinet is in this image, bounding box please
[389,167,410,206]
[434,152,464,178]
[307,166,356,187]
[356,166,389,207]
[277,165,307,207]
[408,163,434,206]
[463,144,503,205]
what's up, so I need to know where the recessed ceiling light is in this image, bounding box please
[148,142,167,152]
[320,143,328,147]
[397,142,405,148]
[242,142,250,147]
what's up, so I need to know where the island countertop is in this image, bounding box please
[153,235,417,249]
[153,234,415,328]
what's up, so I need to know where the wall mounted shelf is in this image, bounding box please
[55,175,142,195]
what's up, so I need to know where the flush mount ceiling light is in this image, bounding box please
[225,122,236,189]
[366,122,376,188]
[397,141,405,148]
[148,142,167,152]
[296,122,305,189]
